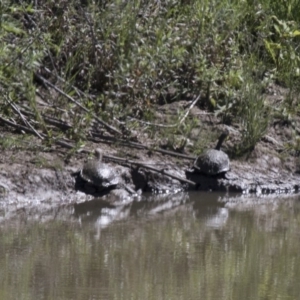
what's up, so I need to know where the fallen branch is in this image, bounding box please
[90,131,196,160]
[34,73,122,136]
[20,105,195,161]
[0,115,41,136]
[42,67,96,101]
[0,115,74,150]
[0,116,195,186]
[20,107,73,132]
[179,93,201,125]
[100,154,196,186]
[34,69,197,161]
[5,96,44,140]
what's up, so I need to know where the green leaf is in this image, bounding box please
[2,23,25,35]
[263,40,281,63]
[292,30,300,37]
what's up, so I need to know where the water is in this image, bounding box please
[1,193,300,300]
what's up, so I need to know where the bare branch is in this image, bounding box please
[5,96,44,140]
[34,73,122,136]
[101,154,196,186]
[178,93,201,125]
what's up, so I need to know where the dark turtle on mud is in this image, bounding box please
[193,131,230,175]
[79,149,119,190]
[74,149,135,194]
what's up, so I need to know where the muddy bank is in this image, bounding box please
[0,148,299,207]
[1,144,300,225]
[1,95,300,205]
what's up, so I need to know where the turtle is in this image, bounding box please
[74,149,135,194]
[79,149,118,189]
[193,131,230,176]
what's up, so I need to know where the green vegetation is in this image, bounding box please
[0,0,300,155]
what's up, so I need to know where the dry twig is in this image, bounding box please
[34,73,122,136]
[0,115,195,186]
[5,96,44,140]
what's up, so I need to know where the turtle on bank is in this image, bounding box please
[73,149,135,194]
[193,131,230,176]
[79,149,118,189]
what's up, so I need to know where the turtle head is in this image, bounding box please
[215,129,229,150]
[94,148,103,161]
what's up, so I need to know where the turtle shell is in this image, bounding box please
[194,149,230,175]
[80,159,119,188]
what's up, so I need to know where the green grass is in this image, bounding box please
[0,0,300,156]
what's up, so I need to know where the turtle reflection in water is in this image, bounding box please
[193,131,230,176]
[73,149,135,195]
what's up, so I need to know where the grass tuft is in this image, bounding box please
[0,0,300,156]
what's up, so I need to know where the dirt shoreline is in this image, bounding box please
[1,100,300,205]
[0,146,299,206]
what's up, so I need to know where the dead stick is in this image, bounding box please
[0,116,195,186]
[101,154,196,186]
[90,131,196,160]
[0,115,43,136]
[6,97,44,140]
[15,106,196,161]
[43,67,95,101]
[179,93,201,125]
[34,73,122,136]
[21,107,195,161]
[81,150,195,186]
[0,115,74,150]
[20,108,72,131]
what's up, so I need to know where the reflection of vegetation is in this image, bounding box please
[0,198,300,299]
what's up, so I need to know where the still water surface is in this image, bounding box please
[1,193,300,300]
